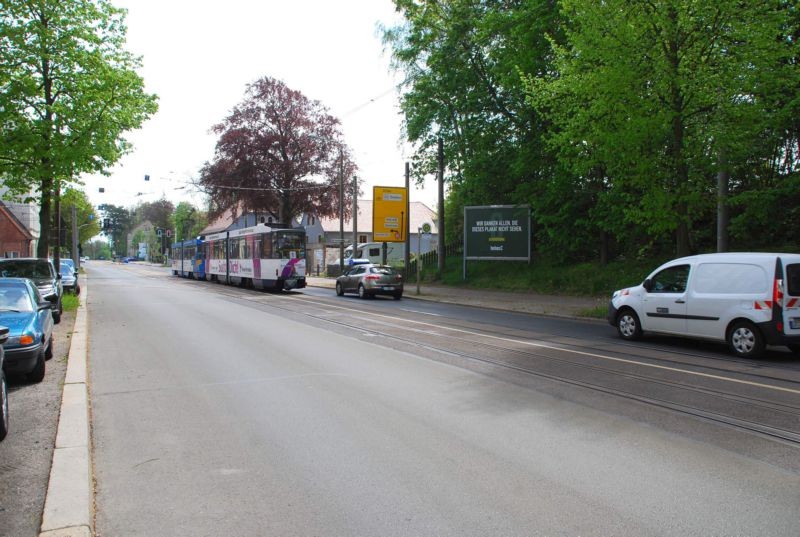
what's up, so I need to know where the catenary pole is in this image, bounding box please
[437,137,444,277]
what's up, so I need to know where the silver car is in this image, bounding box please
[335,264,403,300]
[59,261,80,295]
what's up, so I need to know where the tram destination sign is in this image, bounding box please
[464,205,530,261]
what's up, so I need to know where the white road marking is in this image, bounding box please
[400,309,442,316]
[286,295,800,396]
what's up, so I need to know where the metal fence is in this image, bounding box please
[408,241,462,275]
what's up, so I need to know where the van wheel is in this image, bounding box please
[727,320,765,358]
[616,309,642,340]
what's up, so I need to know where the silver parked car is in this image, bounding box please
[59,261,80,295]
[335,264,403,299]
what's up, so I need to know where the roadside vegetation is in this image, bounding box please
[418,255,666,298]
[61,293,80,313]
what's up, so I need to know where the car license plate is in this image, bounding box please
[382,286,394,291]
[791,318,800,330]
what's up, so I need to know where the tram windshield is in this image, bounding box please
[274,230,305,260]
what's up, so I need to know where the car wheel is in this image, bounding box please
[0,369,9,442]
[727,321,765,358]
[45,335,53,360]
[27,350,46,383]
[336,282,344,296]
[787,344,800,355]
[358,284,369,299]
[393,292,403,300]
[75,284,81,296]
[52,309,61,325]
[616,308,642,340]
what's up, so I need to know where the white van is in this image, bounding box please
[608,253,800,357]
[340,242,405,266]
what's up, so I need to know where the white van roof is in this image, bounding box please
[668,252,800,265]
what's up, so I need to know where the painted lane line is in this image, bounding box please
[400,309,442,316]
[286,295,800,396]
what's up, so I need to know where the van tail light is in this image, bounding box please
[773,278,784,308]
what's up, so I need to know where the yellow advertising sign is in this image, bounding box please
[372,186,408,242]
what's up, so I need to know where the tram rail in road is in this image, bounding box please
[205,284,800,453]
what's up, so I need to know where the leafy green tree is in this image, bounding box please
[523,0,797,256]
[0,0,158,257]
[61,187,100,251]
[86,239,112,260]
[100,204,132,256]
[384,0,565,254]
[171,202,207,241]
[135,199,174,231]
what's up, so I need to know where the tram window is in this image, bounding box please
[260,238,272,259]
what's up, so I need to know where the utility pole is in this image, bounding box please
[353,174,358,259]
[404,162,411,279]
[437,136,445,277]
[71,205,79,269]
[54,180,62,271]
[339,151,344,275]
[716,150,729,252]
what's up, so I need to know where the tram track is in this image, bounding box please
[265,292,800,447]
[191,281,800,446]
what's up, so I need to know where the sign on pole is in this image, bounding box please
[372,186,408,243]
[463,205,531,279]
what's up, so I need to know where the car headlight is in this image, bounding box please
[37,284,55,296]
[612,289,630,300]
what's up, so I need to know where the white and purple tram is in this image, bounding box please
[171,238,204,279]
[201,224,306,290]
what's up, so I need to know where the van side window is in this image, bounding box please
[787,264,800,296]
[693,263,766,294]
[650,264,690,293]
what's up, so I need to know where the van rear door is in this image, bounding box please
[782,259,800,337]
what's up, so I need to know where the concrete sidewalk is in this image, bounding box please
[39,276,92,537]
[306,276,607,319]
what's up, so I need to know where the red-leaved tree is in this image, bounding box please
[199,77,359,224]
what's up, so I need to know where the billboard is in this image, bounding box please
[372,186,408,242]
[464,205,530,260]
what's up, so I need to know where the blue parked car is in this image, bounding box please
[0,278,54,383]
[1,324,9,441]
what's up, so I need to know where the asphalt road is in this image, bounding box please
[89,263,800,536]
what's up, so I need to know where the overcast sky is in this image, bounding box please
[83,0,441,213]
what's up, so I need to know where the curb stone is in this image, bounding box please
[39,276,93,537]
